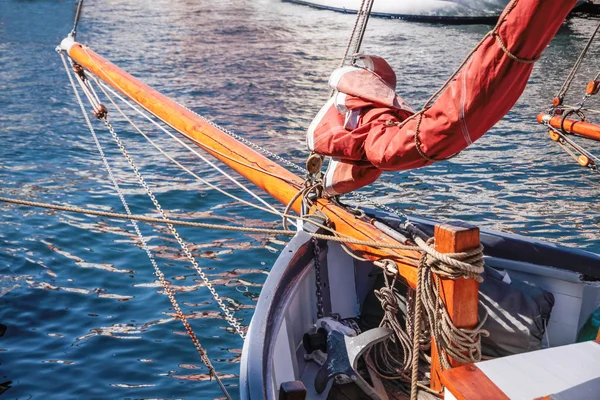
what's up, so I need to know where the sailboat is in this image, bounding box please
[4,0,597,398]
[284,0,509,23]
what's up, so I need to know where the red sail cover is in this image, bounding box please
[307,0,577,196]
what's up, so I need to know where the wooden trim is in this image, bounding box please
[65,43,422,286]
[440,364,509,400]
[430,223,480,392]
[537,113,600,141]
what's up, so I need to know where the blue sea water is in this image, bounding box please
[0,1,599,399]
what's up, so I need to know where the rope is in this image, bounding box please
[352,0,375,57]
[0,196,293,234]
[369,266,413,382]
[92,77,285,219]
[59,51,232,398]
[70,0,84,39]
[555,21,600,103]
[408,234,488,400]
[491,31,539,64]
[0,195,426,252]
[339,0,368,68]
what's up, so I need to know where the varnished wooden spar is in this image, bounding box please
[537,113,600,141]
[59,38,422,285]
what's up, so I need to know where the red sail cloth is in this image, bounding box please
[309,0,577,196]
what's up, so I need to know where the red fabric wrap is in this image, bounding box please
[308,0,577,196]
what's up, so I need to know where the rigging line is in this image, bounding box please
[0,196,295,234]
[93,77,412,234]
[78,47,299,187]
[70,0,84,39]
[556,21,600,101]
[77,41,414,225]
[93,78,286,218]
[68,73,363,241]
[64,52,247,339]
[59,51,233,398]
[0,195,424,254]
[549,125,600,162]
[353,0,375,56]
[339,0,368,67]
[88,82,345,234]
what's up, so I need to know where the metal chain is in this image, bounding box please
[59,51,232,398]
[62,53,245,338]
[312,238,324,319]
[101,117,246,338]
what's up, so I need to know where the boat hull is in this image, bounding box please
[240,212,600,398]
[284,0,508,23]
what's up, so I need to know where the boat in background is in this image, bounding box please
[284,0,509,23]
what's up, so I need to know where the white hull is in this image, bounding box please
[240,214,600,399]
[286,0,510,19]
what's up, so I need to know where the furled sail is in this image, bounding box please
[307,0,578,196]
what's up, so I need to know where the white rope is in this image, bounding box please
[93,79,281,215]
[59,51,233,398]
[64,54,247,339]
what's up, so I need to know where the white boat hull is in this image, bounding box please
[240,213,600,399]
[285,0,510,20]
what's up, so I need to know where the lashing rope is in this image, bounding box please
[409,234,487,400]
[0,195,426,253]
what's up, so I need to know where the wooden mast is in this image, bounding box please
[59,38,422,286]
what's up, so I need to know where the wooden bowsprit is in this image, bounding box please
[58,36,423,286]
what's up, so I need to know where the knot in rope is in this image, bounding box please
[414,236,485,282]
[375,285,400,316]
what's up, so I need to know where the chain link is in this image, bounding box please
[312,238,324,319]
[101,118,246,338]
[59,51,232,398]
